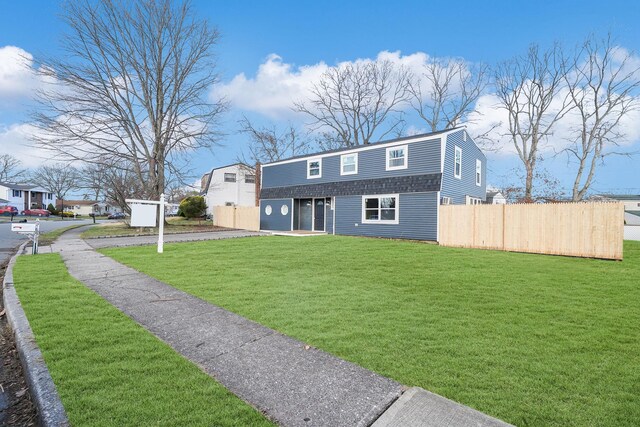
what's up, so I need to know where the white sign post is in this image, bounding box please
[126,194,166,253]
[11,219,40,254]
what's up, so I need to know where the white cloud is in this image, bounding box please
[0,46,43,105]
[0,123,61,169]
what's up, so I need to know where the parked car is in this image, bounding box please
[21,208,50,217]
[0,205,19,216]
[107,212,126,219]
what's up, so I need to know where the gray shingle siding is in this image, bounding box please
[260,173,441,199]
[440,130,487,204]
[335,192,438,241]
[261,137,442,188]
[259,199,292,231]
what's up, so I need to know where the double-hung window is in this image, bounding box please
[12,190,22,198]
[224,173,236,182]
[362,194,399,224]
[340,153,358,175]
[245,174,256,184]
[476,159,482,186]
[454,146,462,179]
[307,158,322,179]
[386,145,407,170]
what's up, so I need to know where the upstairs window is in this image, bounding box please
[454,146,462,179]
[362,194,399,224]
[386,145,407,170]
[224,173,236,183]
[307,158,322,179]
[476,159,482,186]
[466,196,482,205]
[341,153,358,175]
[12,190,22,197]
[245,174,256,184]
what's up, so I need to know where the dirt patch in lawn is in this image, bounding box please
[0,265,38,426]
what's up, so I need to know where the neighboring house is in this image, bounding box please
[485,190,507,204]
[259,128,486,241]
[58,200,123,216]
[592,194,640,212]
[0,182,56,212]
[200,163,257,215]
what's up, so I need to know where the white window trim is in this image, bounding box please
[361,194,400,225]
[440,196,451,205]
[307,158,322,179]
[475,159,482,186]
[385,145,408,171]
[454,146,462,179]
[340,153,358,176]
[466,196,482,205]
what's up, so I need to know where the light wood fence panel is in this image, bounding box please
[213,206,259,231]
[439,202,624,260]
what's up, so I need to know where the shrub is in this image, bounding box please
[178,196,207,220]
[47,203,58,215]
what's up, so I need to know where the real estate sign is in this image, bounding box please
[130,204,157,227]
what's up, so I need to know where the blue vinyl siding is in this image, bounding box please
[262,137,442,189]
[326,199,334,234]
[440,130,486,204]
[334,192,438,241]
[260,199,292,231]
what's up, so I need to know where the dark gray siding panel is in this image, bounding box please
[326,198,334,234]
[261,137,442,188]
[260,199,292,231]
[334,192,438,241]
[440,130,487,204]
[260,173,441,199]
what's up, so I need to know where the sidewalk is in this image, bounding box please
[51,227,512,427]
[54,228,401,426]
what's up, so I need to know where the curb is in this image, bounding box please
[2,243,70,427]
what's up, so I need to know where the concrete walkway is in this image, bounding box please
[54,228,401,426]
[81,229,267,249]
[49,228,512,427]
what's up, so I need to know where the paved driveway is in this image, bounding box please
[625,226,640,241]
[0,219,94,265]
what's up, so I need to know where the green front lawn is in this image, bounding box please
[102,237,640,427]
[81,217,216,238]
[13,254,272,427]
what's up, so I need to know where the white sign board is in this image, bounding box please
[11,223,36,233]
[130,204,157,227]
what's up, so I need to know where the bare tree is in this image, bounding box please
[31,163,79,215]
[294,60,412,147]
[563,35,640,201]
[494,44,572,202]
[0,154,27,182]
[102,162,146,213]
[79,163,110,201]
[238,116,310,163]
[31,0,226,202]
[409,59,489,131]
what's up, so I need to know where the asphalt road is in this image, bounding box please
[0,218,94,265]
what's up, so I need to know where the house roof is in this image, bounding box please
[0,182,38,190]
[61,200,99,206]
[599,194,640,201]
[261,127,464,167]
[486,190,503,198]
[0,198,9,204]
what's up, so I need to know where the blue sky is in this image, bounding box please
[1,0,639,195]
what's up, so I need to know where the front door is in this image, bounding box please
[314,198,325,231]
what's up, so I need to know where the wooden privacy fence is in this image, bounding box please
[213,206,260,231]
[439,202,624,260]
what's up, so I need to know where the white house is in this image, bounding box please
[0,182,56,212]
[200,163,256,214]
[485,190,507,204]
[59,200,123,216]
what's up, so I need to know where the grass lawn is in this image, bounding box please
[102,236,640,427]
[81,217,216,238]
[38,224,88,246]
[13,254,272,427]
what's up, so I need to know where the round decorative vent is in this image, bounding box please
[281,205,289,215]
[265,205,272,215]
